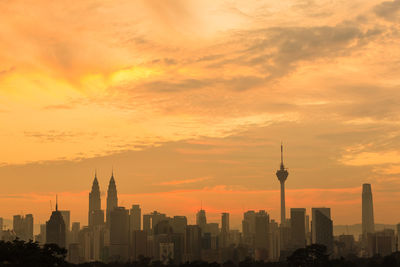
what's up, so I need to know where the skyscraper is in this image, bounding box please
[89,172,101,227]
[221,213,230,248]
[106,170,118,225]
[46,197,66,248]
[311,207,333,252]
[196,209,207,233]
[276,144,289,224]
[290,208,306,249]
[362,183,375,238]
[13,214,33,241]
[130,204,141,231]
[109,207,129,261]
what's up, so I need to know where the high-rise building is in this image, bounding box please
[130,205,141,231]
[367,229,395,257]
[254,210,270,258]
[46,199,66,248]
[89,172,101,227]
[71,222,80,244]
[171,216,187,234]
[106,171,118,225]
[131,230,148,261]
[221,213,230,248]
[13,214,33,241]
[276,144,289,224]
[397,223,400,252]
[109,207,129,261]
[290,208,306,249]
[0,217,3,231]
[184,225,202,262]
[242,210,256,246]
[362,184,375,239]
[196,209,207,233]
[311,208,333,253]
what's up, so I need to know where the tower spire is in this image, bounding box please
[56,195,58,211]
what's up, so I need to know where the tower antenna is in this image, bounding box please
[56,194,58,211]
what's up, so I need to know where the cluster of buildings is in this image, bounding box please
[1,146,400,263]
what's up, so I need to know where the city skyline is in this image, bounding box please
[0,162,392,233]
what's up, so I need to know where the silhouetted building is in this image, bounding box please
[131,230,148,261]
[397,223,400,251]
[0,217,3,231]
[254,210,270,261]
[184,225,202,262]
[221,212,229,248]
[291,208,306,249]
[196,209,207,233]
[106,171,118,225]
[143,211,167,235]
[71,222,80,243]
[89,172,101,227]
[362,183,375,249]
[367,229,395,256]
[311,208,333,253]
[13,214,33,241]
[46,200,66,248]
[171,216,187,234]
[242,210,256,246]
[109,207,129,261]
[276,144,289,224]
[130,204,141,231]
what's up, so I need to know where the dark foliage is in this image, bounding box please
[0,239,67,266]
[3,240,400,267]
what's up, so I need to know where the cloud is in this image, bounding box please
[153,176,212,186]
[374,0,400,21]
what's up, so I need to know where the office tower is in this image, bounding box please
[362,184,375,239]
[106,171,118,225]
[89,172,101,227]
[196,209,207,233]
[109,207,129,261]
[367,229,395,257]
[397,223,400,252]
[221,213,230,248]
[143,211,167,233]
[130,205,141,231]
[35,224,46,244]
[13,214,33,241]
[269,219,280,261]
[46,199,66,248]
[0,217,3,230]
[311,208,333,253]
[59,210,70,232]
[171,216,187,234]
[276,144,289,224]
[25,214,33,241]
[242,210,256,246]
[254,210,270,260]
[71,222,80,243]
[184,225,202,262]
[131,230,148,261]
[291,208,306,249]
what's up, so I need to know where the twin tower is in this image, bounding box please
[88,171,118,226]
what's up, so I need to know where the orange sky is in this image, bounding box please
[1,0,400,229]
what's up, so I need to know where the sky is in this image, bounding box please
[1,0,400,230]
